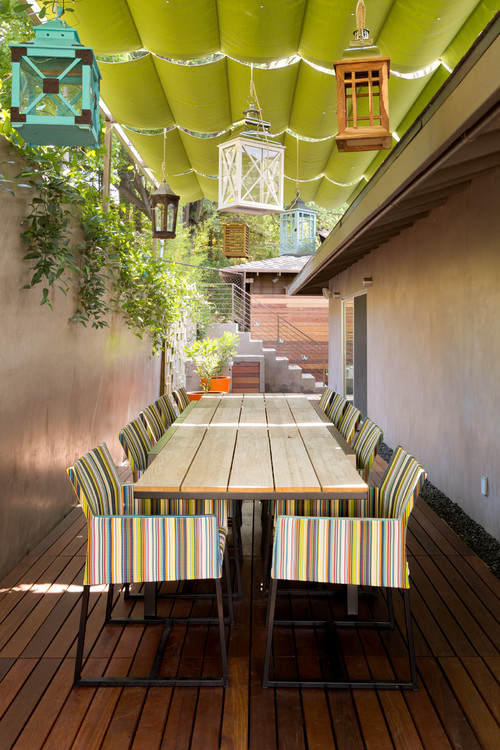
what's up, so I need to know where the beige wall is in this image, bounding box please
[327,169,500,539]
[0,137,160,580]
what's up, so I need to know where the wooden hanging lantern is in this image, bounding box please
[10,17,101,147]
[151,180,180,239]
[223,222,250,258]
[334,56,391,152]
[333,1,391,153]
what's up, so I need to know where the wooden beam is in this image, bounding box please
[102,119,113,212]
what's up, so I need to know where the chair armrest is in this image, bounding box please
[271,515,409,589]
[84,514,225,586]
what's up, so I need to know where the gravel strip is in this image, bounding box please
[379,443,500,579]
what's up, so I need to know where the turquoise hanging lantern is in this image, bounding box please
[10,13,101,147]
[279,195,317,256]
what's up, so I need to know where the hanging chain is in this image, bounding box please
[162,128,167,183]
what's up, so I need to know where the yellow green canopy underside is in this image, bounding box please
[66,0,497,208]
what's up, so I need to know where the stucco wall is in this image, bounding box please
[0,137,161,580]
[327,169,500,539]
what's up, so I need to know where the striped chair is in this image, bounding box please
[172,387,190,412]
[318,387,335,413]
[119,417,152,481]
[338,403,363,445]
[326,393,348,428]
[68,443,231,687]
[140,403,166,443]
[157,393,179,425]
[263,446,426,689]
[352,418,384,481]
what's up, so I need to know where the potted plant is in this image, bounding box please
[185,331,239,398]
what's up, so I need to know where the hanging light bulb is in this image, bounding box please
[218,66,285,215]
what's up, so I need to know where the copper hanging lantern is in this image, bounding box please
[151,180,180,239]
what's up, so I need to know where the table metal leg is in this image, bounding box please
[144,582,157,618]
[347,584,358,616]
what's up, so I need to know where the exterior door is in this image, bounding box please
[343,293,367,414]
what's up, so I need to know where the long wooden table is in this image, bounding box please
[135,393,367,617]
[135,393,367,502]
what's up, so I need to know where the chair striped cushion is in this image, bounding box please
[338,403,363,445]
[140,403,165,443]
[326,393,347,428]
[271,514,411,588]
[85,514,226,585]
[172,387,190,411]
[119,418,152,477]
[376,446,426,520]
[272,497,368,519]
[129,496,228,528]
[67,443,126,517]
[318,387,335,413]
[352,418,384,481]
[158,394,179,424]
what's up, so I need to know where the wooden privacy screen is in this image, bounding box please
[231,362,261,392]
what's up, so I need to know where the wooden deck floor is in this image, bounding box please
[1,457,499,749]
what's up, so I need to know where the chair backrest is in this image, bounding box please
[119,417,152,476]
[352,418,384,480]
[140,403,165,443]
[67,443,123,518]
[318,387,335,413]
[158,394,179,424]
[326,393,347,428]
[338,403,362,444]
[377,446,427,520]
[172,387,190,411]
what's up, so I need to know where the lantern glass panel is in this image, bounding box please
[166,203,175,233]
[154,203,164,234]
[20,56,83,118]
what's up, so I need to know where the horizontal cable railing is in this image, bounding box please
[201,283,327,384]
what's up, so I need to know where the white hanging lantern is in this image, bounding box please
[218,104,285,215]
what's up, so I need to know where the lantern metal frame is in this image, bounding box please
[151,180,180,240]
[218,102,285,215]
[279,195,317,256]
[10,18,101,147]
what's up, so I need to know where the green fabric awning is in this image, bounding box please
[62,0,497,208]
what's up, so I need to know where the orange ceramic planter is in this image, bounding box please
[208,376,231,393]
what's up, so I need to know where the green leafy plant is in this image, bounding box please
[20,166,83,308]
[185,331,239,392]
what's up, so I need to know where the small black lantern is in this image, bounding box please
[151,180,180,239]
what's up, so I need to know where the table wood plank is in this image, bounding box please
[229,395,274,493]
[266,399,321,493]
[286,397,366,495]
[138,397,223,492]
[182,423,238,492]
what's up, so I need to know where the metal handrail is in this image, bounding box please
[201,283,327,384]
